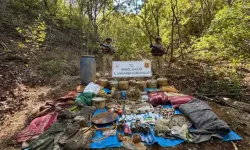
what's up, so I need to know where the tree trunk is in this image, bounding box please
[169,0,175,66]
[175,0,183,60]
[200,0,205,26]
[86,21,90,55]
[1,0,6,12]
[0,0,6,20]
[204,0,212,20]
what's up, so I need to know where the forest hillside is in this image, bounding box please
[0,0,250,149]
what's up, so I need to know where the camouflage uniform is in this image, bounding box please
[101,38,115,74]
[151,37,166,75]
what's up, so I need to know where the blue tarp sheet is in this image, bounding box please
[90,105,242,149]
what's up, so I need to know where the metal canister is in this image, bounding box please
[157,78,168,86]
[137,81,147,91]
[146,79,157,88]
[119,81,129,90]
[98,79,108,87]
[114,90,122,99]
[109,80,119,89]
[124,123,131,135]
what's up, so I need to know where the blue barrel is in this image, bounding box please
[80,55,96,85]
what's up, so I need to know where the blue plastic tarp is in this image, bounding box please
[90,105,242,149]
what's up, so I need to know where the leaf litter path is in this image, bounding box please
[0,85,50,150]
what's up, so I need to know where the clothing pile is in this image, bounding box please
[19,105,96,150]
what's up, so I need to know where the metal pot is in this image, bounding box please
[92,97,107,109]
[114,90,122,99]
[106,102,120,109]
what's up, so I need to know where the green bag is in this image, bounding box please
[75,92,96,106]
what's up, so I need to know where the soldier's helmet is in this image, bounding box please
[155,36,162,41]
[105,37,112,42]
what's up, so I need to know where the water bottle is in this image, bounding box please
[121,90,126,100]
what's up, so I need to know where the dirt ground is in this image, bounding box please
[0,85,50,150]
[0,85,249,150]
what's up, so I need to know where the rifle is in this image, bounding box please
[150,44,167,55]
[100,43,114,53]
[100,43,111,50]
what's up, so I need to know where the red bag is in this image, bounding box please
[169,96,193,108]
[148,92,169,106]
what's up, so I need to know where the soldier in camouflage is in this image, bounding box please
[100,37,115,75]
[150,36,166,76]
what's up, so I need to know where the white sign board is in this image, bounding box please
[112,61,152,77]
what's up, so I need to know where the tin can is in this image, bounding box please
[124,124,131,135]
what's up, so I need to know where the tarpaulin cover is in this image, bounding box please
[90,105,241,148]
[16,112,58,143]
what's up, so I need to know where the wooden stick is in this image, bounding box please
[195,94,250,114]
[195,93,250,96]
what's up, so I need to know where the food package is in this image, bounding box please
[160,86,179,93]
[146,79,157,88]
[148,91,169,106]
[157,78,168,86]
[137,81,147,91]
[124,103,154,114]
[109,80,119,88]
